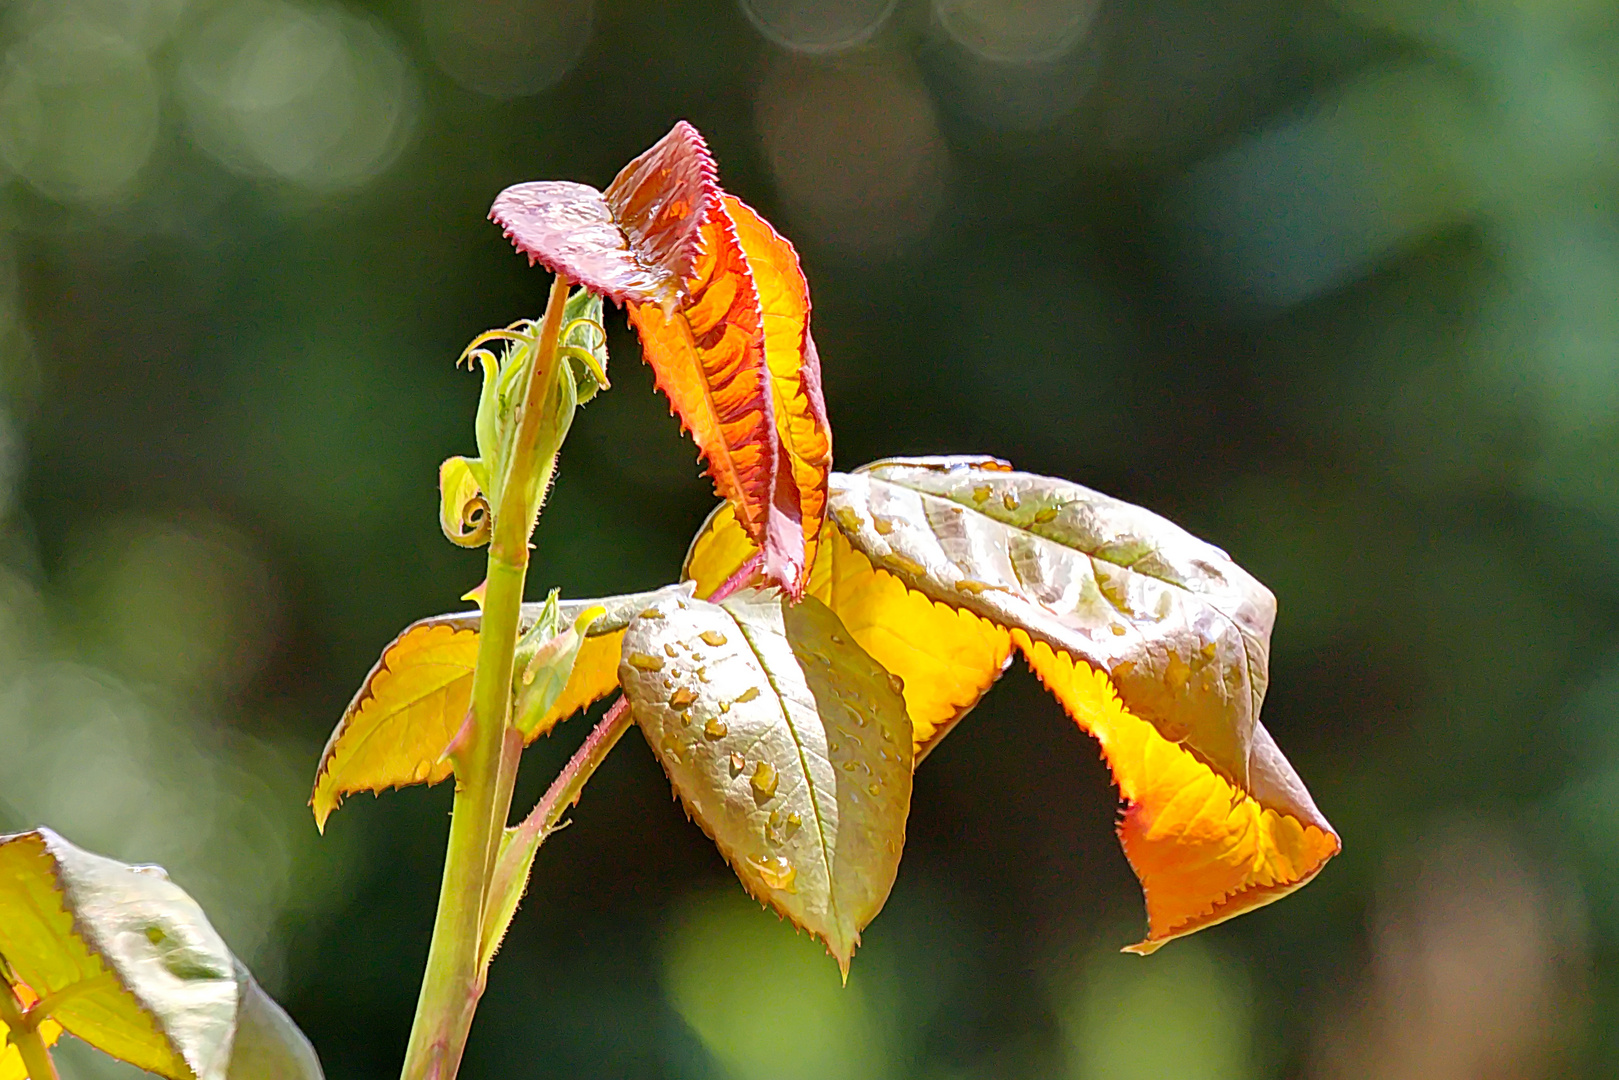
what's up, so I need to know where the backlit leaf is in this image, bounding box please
[619,589,912,977]
[490,122,713,308]
[685,503,1012,757]
[724,195,832,591]
[683,457,1339,952]
[0,829,321,1080]
[0,980,62,1080]
[310,586,690,831]
[626,207,785,582]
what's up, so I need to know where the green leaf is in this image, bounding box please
[0,828,322,1080]
[618,589,913,978]
[513,595,607,739]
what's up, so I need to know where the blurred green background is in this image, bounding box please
[0,0,1614,1076]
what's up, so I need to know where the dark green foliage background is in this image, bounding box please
[1,0,1615,1077]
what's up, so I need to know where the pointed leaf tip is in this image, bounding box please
[620,590,912,973]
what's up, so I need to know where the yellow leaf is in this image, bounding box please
[310,587,687,831]
[0,980,63,1080]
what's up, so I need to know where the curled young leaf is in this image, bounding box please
[310,585,692,831]
[439,456,492,548]
[0,829,321,1080]
[492,123,813,594]
[619,589,912,978]
[683,457,1339,953]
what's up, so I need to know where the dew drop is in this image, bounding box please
[751,761,779,800]
[704,718,729,739]
[1002,493,1020,511]
[746,854,797,893]
[638,608,665,619]
[886,673,904,696]
[1111,624,1127,636]
[669,686,697,710]
[734,686,761,704]
[730,752,745,776]
[954,579,994,595]
[664,643,679,658]
[972,485,992,503]
[700,630,727,647]
[697,665,710,682]
[1034,507,1058,524]
[628,652,664,672]
[830,632,846,645]
[867,782,881,796]
[842,761,857,772]
[828,739,840,753]
[769,809,782,827]
[785,812,801,836]
[873,515,896,535]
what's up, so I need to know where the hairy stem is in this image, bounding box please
[399,274,572,1080]
[0,978,58,1080]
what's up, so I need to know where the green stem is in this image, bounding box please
[399,273,573,1080]
[0,976,58,1080]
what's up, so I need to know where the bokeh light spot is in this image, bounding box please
[177,0,417,191]
[756,52,949,258]
[933,0,1098,63]
[60,513,281,695]
[419,0,593,99]
[0,18,160,206]
[660,889,890,1080]
[1055,937,1255,1080]
[737,0,897,55]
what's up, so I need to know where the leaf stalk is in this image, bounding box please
[0,973,58,1080]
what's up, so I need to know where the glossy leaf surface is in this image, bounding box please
[619,590,912,976]
[310,587,689,831]
[684,457,1339,951]
[0,829,321,1080]
[489,122,713,309]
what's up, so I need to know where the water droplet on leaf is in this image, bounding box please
[700,630,727,647]
[704,718,729,739]
[747,854,797,892]
[751,761,779,800]
[629,652,664,672]
[669,686,696,710]
[734,686,761,704]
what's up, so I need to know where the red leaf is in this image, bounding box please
[489,121,715,307]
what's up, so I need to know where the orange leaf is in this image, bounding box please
[627,207,788,577]
[490,122,713,307]
[724,195,832,594]
[1017,632,1339,952]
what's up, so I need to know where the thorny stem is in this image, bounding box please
[399,274,572,1080]
[0,974,59,1080]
